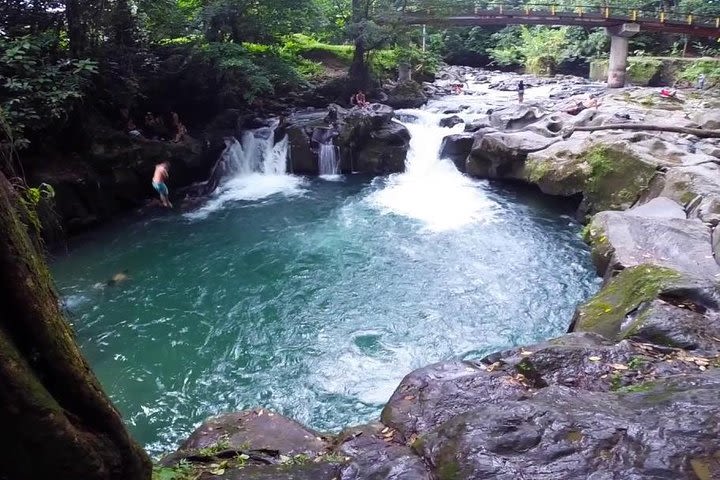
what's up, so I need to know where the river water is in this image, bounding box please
[52,90,599,455]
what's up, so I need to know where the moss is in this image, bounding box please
[679,190,698,206]
[437,459,461,480]
[627,58,663,86]
[617,381,656,394]
[574,265,683,339]
[525,158,552,184]
[580,144,656,214]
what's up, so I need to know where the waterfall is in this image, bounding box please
[318,143,340,177]
[187,123,304,220]
[368,109,497,231]
[223,126,288,177]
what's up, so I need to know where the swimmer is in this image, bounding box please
[106,270,130,287]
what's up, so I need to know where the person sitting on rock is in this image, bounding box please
[351,90,369,109]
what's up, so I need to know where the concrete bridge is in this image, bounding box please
[390,2,720,87]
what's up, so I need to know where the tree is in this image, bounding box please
[0,169,151,480]
[489,26,571,75]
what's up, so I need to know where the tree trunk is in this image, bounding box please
[0,172,151,480]
[349,0,371,90]
[564,123,720,139]
[65,0,86,56]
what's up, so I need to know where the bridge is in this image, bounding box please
[389,2,720,87]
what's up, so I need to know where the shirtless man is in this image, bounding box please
[152,161,172,208]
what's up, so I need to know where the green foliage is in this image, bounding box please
[152,461,197,480]
[489,26,570,75]
[0,35,97,149]
[192,41,309,103]
[196,437,230,457]
[678,59,720,86]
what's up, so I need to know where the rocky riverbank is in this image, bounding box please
[157,68,720,479]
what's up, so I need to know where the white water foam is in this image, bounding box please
[369,110,498,231]
[186,127,305,220]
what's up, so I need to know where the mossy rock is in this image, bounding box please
[627,58,663,86]
[573,265,683,339]
[579,144,657,217]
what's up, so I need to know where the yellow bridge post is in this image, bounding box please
[688,14,693,25]
[525,6,530,15]
[632,10,637,21]
[605,7,610,18]
[499,4,503,14]
[717,17,720,28]
[551,4,556,15]
[660,10,666,23]
[577,6,583,17]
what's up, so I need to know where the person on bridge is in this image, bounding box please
[518,80,525,103]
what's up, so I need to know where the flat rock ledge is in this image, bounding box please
[161,74,720,480]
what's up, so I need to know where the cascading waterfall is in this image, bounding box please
[318,143,340,177]
[187,123,304,220]
[369,109,497,231]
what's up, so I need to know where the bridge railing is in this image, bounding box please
[396,2,720,28]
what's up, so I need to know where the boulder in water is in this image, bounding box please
[440,133,474,172]
[384,80,428,109]
[439,115,463,128]
[355,122,410,174]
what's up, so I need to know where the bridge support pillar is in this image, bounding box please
[606,23,640,88]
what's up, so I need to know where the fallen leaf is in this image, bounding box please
[209,468,225,476]
[700,365,707,371]
[403,395,416,401]
[381,427,390,434]
[588,356,601,362]
[611,364,629,370]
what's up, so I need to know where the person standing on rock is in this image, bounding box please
[518,80,525,103]
[152,161,173,208]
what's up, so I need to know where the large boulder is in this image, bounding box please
[418,373,720,479]
[585,209,720,281]
[525,140,658,218]
[286,125,318,174]
[439,115,463,128]
[639,164,720,225]
[466,131,559,179]
[439,133,474,172]
[355,122,410,174]
[335,104,409,174]
[384,81,428,109]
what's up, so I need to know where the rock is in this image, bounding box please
[439,115,463,128]
[33,130,206,235]
[585,210,720,281]
[622,300,720,354]
[440,134,474,172]
[286,125,318,174]
[334,104,408,174]
[639,164,720,225]
[692,109,720,130]
[418,373,720,479]
[466,131,559,179]
[384,81,427,109]
[464,116,491,132]
[525,140,658,217]
[337,423,432,480]
[489,105,546,131]
[625,196,686,219]
[177,410,328,457]
[217,463,342,480]
[355,122,410,174]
